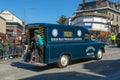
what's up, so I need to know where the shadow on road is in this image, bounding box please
[11,62,57,72]
[11,58,93,72]
[11,58,120,80]
[83,59,120,80]
[84,59,120,80]
[18,59,120,80]
[19,71,102,80]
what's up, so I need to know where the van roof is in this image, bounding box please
[26,23,84,27]
[26,23,89,33]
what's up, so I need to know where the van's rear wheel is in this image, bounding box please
[57,55,70,68]
[95,49,103,60]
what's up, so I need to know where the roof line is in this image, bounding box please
[0,16,6,21]
[0,9,23,23]
[76,7,120,13]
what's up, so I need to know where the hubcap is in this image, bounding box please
[97,50,102,59]
[61,55,68,66]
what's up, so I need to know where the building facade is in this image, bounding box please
[70,0,120,34]
[0,10,23,36]
[0,16,6,34]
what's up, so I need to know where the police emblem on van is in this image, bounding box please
[77,30,82,37]
[52,29,58,37]
[86,46,95,56]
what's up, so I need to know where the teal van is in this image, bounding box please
[25,23,105,68]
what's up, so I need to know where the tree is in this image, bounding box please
[56,15,67,24]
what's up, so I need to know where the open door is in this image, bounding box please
[25,27,45,63]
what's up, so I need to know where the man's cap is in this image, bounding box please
[34,30,40,34]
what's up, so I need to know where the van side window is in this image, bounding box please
[84,33,90,40]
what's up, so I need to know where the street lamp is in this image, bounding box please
[106,18,112,33]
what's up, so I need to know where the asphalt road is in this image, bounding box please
[0,46,120,80]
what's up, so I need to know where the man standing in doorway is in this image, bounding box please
[34,30,44,63]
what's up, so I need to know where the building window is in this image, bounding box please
[112,14,114,20]
[109,13,111,16]
[116,16,119,22]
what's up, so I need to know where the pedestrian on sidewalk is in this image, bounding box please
[21,35,29,62]
[0,36,3,59]
[2,34,10,60]
[110,33,116,46]
[9,41,14,59]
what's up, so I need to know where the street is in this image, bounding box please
[0,46,120,80]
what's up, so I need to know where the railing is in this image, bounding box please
[0,44,24,60]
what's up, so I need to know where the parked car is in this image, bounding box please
[116,33,120,47]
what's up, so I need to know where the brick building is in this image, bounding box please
[0,10,23,36]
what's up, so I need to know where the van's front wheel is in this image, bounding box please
[95,49,103,60]
[57,55,70,68]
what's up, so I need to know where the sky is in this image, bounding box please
[0,0,119,24]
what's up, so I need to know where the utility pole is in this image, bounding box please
[23,7,34,34]
[82,0,86,7]
[23,8,26,34]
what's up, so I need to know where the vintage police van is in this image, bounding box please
[25,23,105,68]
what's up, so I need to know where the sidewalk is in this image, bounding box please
[0,57,22,64]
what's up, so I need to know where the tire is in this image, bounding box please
[95,49,103,60]
[57,55,70,68]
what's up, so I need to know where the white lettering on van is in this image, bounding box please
[51,38,59,41]
[74,38,82,40]
[51,38,82,41]
[86,52,94,56]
